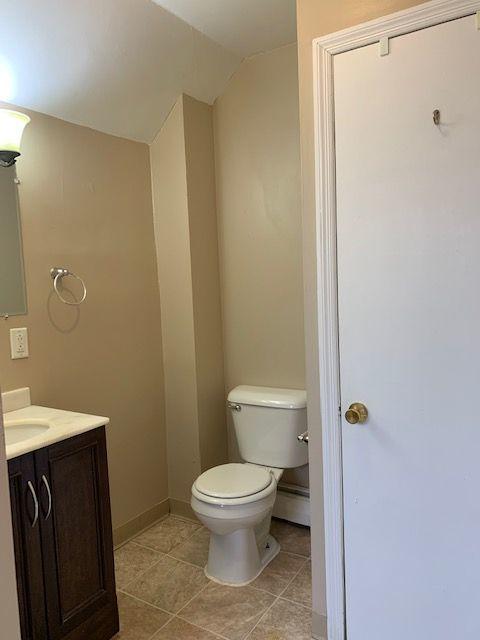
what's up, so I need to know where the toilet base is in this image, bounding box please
[205,533,280,587]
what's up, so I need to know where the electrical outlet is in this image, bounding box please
[10,327,29,359]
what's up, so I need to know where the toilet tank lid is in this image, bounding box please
[228,385,307,409]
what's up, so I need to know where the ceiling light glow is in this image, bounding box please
[0,57,15,102]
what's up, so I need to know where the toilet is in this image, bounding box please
[191,385,308,586]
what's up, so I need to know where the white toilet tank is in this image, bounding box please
[227,385,308,469]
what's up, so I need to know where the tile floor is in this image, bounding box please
[114,515,312,640]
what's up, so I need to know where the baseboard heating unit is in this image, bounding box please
[273,483,310,527]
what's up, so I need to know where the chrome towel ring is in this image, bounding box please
[50,267,87,306]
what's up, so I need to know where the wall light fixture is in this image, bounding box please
[0,109,30,167]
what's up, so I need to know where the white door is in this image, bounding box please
[335,15,480,640]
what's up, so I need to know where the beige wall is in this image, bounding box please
[183,96,228,476]
[151,97,199,504]
[0,167,27,315]
[213,44,307,484]
[151,95,227,505]
[0,105,168,532]
[296,0,424,629]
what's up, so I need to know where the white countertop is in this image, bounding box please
[2,389,109,460]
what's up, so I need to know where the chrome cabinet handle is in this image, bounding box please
[41,475,52,520]
[27,481,39,528]
[297,431,309,444]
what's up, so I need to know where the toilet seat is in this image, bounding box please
[192,463,277,507]
[194,463,271,499]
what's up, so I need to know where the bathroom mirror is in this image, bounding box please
[0,166,27,316]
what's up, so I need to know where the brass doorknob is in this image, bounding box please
[345,403,368,424]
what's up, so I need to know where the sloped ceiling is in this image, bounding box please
[0,0,242,142]
[154,0,297,57]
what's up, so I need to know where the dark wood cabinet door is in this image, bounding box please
[35,427,118,640]
[8,454,47,640]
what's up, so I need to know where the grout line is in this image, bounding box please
[245,588,313,639]
[120,553,182,594]
[175,581,211,617]
[173,614,229,640]
[121,589,227,640]
[166,553,204,569]
[123,581,226,640]
[129,539,167,552]
[114,512,170,550]
[278,550,311,560]
[247,553,308,599]
[128,540,168,554]
[117,588,172,615]
[126,535,206,570]
[168,513,200,526]
[118,583,219,639]
[244,594,281,639]
[118,519,311,638]
[248,584,279,597]
[117,544,207,592]
[128,517,203,555]
[245,552,312,639]
[278,595,312,610]
[148,615,172,638]
[277,556,309,600]
[168,514,202,534]
[172,583,233,640]
[118,554,173,592]
[124,538,308,597]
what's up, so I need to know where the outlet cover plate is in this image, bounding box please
[10,327,29,359]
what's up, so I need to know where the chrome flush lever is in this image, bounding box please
[297,431,309,444]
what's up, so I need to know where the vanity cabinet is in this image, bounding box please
[8,426,119,640]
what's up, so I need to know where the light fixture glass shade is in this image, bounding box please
[0,109,30,153]
[0,109,30,167]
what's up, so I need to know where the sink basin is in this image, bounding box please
[3,419,51,446]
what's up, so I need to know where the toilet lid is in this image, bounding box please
[194,463,272,499]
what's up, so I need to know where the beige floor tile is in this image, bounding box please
[282,561,312,608]
[248,598,312,640]
[270,519,311,558]
[153,617,221,639]
[134,516,200,554]
[125,557,209,613]
[252,552,307,596]
[115,542,164,589]
[115,592,170,640]
[179,582,275,640]
[169,527,210,567]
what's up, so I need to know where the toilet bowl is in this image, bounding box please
[191,463,283,585]
[191,385,308,586]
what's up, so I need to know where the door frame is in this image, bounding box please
[311,1,480,638]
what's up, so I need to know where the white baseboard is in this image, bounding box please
[273,487,310,527]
